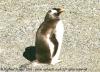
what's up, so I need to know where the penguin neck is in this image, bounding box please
[43,19,60,30]
[44,18,60,23]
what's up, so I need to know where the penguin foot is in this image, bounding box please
[51,59,62,65]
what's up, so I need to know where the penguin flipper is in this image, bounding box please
[50,34,58,57]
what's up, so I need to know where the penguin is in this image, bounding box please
[35,8,64,65]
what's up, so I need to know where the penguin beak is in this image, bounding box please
[59,8,64,13]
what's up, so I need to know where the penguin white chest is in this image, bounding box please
[55,20,64,40]
[46,20,64,58]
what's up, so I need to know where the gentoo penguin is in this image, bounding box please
[35,8,64,65]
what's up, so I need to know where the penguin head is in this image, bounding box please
[45,8,64,21]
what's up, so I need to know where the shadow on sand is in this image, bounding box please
[23,46,36,62]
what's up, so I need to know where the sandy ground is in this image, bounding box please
[0,0,100,72]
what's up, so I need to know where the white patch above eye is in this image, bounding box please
[50,10,57,14]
